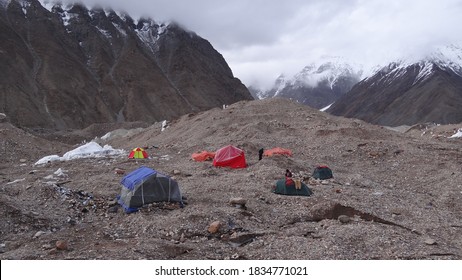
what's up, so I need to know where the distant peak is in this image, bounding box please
[365,43,462,83]
[426,44,462,75]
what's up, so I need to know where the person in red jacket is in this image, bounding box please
[285,169,294,186]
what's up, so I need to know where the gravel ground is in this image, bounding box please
[1,98,461,260]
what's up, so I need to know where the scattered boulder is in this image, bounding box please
[424,238,437,245]
[107,205,119,213]
[55,240,68,250]
[42,244,53,250]
[368,150,386,158]
[220,233,230,241]
[33,231,47,239]
[229,197,247,208]
[308,177,321,186]
[108,199,118,207]
[208,221,221,234]
[338,215,351,224]
[114,168,125,175]
[229,233,257,247]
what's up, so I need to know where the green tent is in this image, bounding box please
[272,179,313,196]
[312,165,333,180]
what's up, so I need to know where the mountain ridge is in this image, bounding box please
[0,0,252,129]
[253,45,462,126]
[328,51,462,126]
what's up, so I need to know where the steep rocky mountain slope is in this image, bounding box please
[328,46,462,126]
[254,60,362,109]
[0,0,252,130]
[1,98,461,260]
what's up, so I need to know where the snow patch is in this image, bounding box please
[96,26,112,38]
[0,0,11,9]
[429,44,462,77]
[368,62,407,86]
[35,155,61,165]
[19,0,30,15]
[101,132,111,141]
[112,22,127,37]
[62,142,123,160]
[103,8,113,18]
[35,142,125,165]
[38,0,54,12]
[449,129,462,138]
[161,120,168,132]
[272,75,288,97]
[413,61,434,85]
[320,103,333,112]
[53,168,67,177]
[115,10,125,20]
[5,178,26,185]
[135,21,168,53]
[56,9,78,27]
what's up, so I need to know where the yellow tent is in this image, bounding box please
[128,147,148,159]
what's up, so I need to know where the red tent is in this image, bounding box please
[213,145,247,168]
[263,147,293,157]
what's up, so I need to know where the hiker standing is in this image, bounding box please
[258,148,264,161]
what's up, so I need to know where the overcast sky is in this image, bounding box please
[58,0,462,88]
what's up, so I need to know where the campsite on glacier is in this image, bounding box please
[1,0,462,266]
[1,98,461,260]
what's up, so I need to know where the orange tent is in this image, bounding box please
[128,147,148,159]
[263,147,293,157]
[191,151,215,161]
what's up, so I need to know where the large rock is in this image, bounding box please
[207,221,221,234]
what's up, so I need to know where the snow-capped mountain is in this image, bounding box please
[328,45,462,126]
[362,45,462,87]
[254,58,363,109]
[0,0,252,129]
[425,44,462,76]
